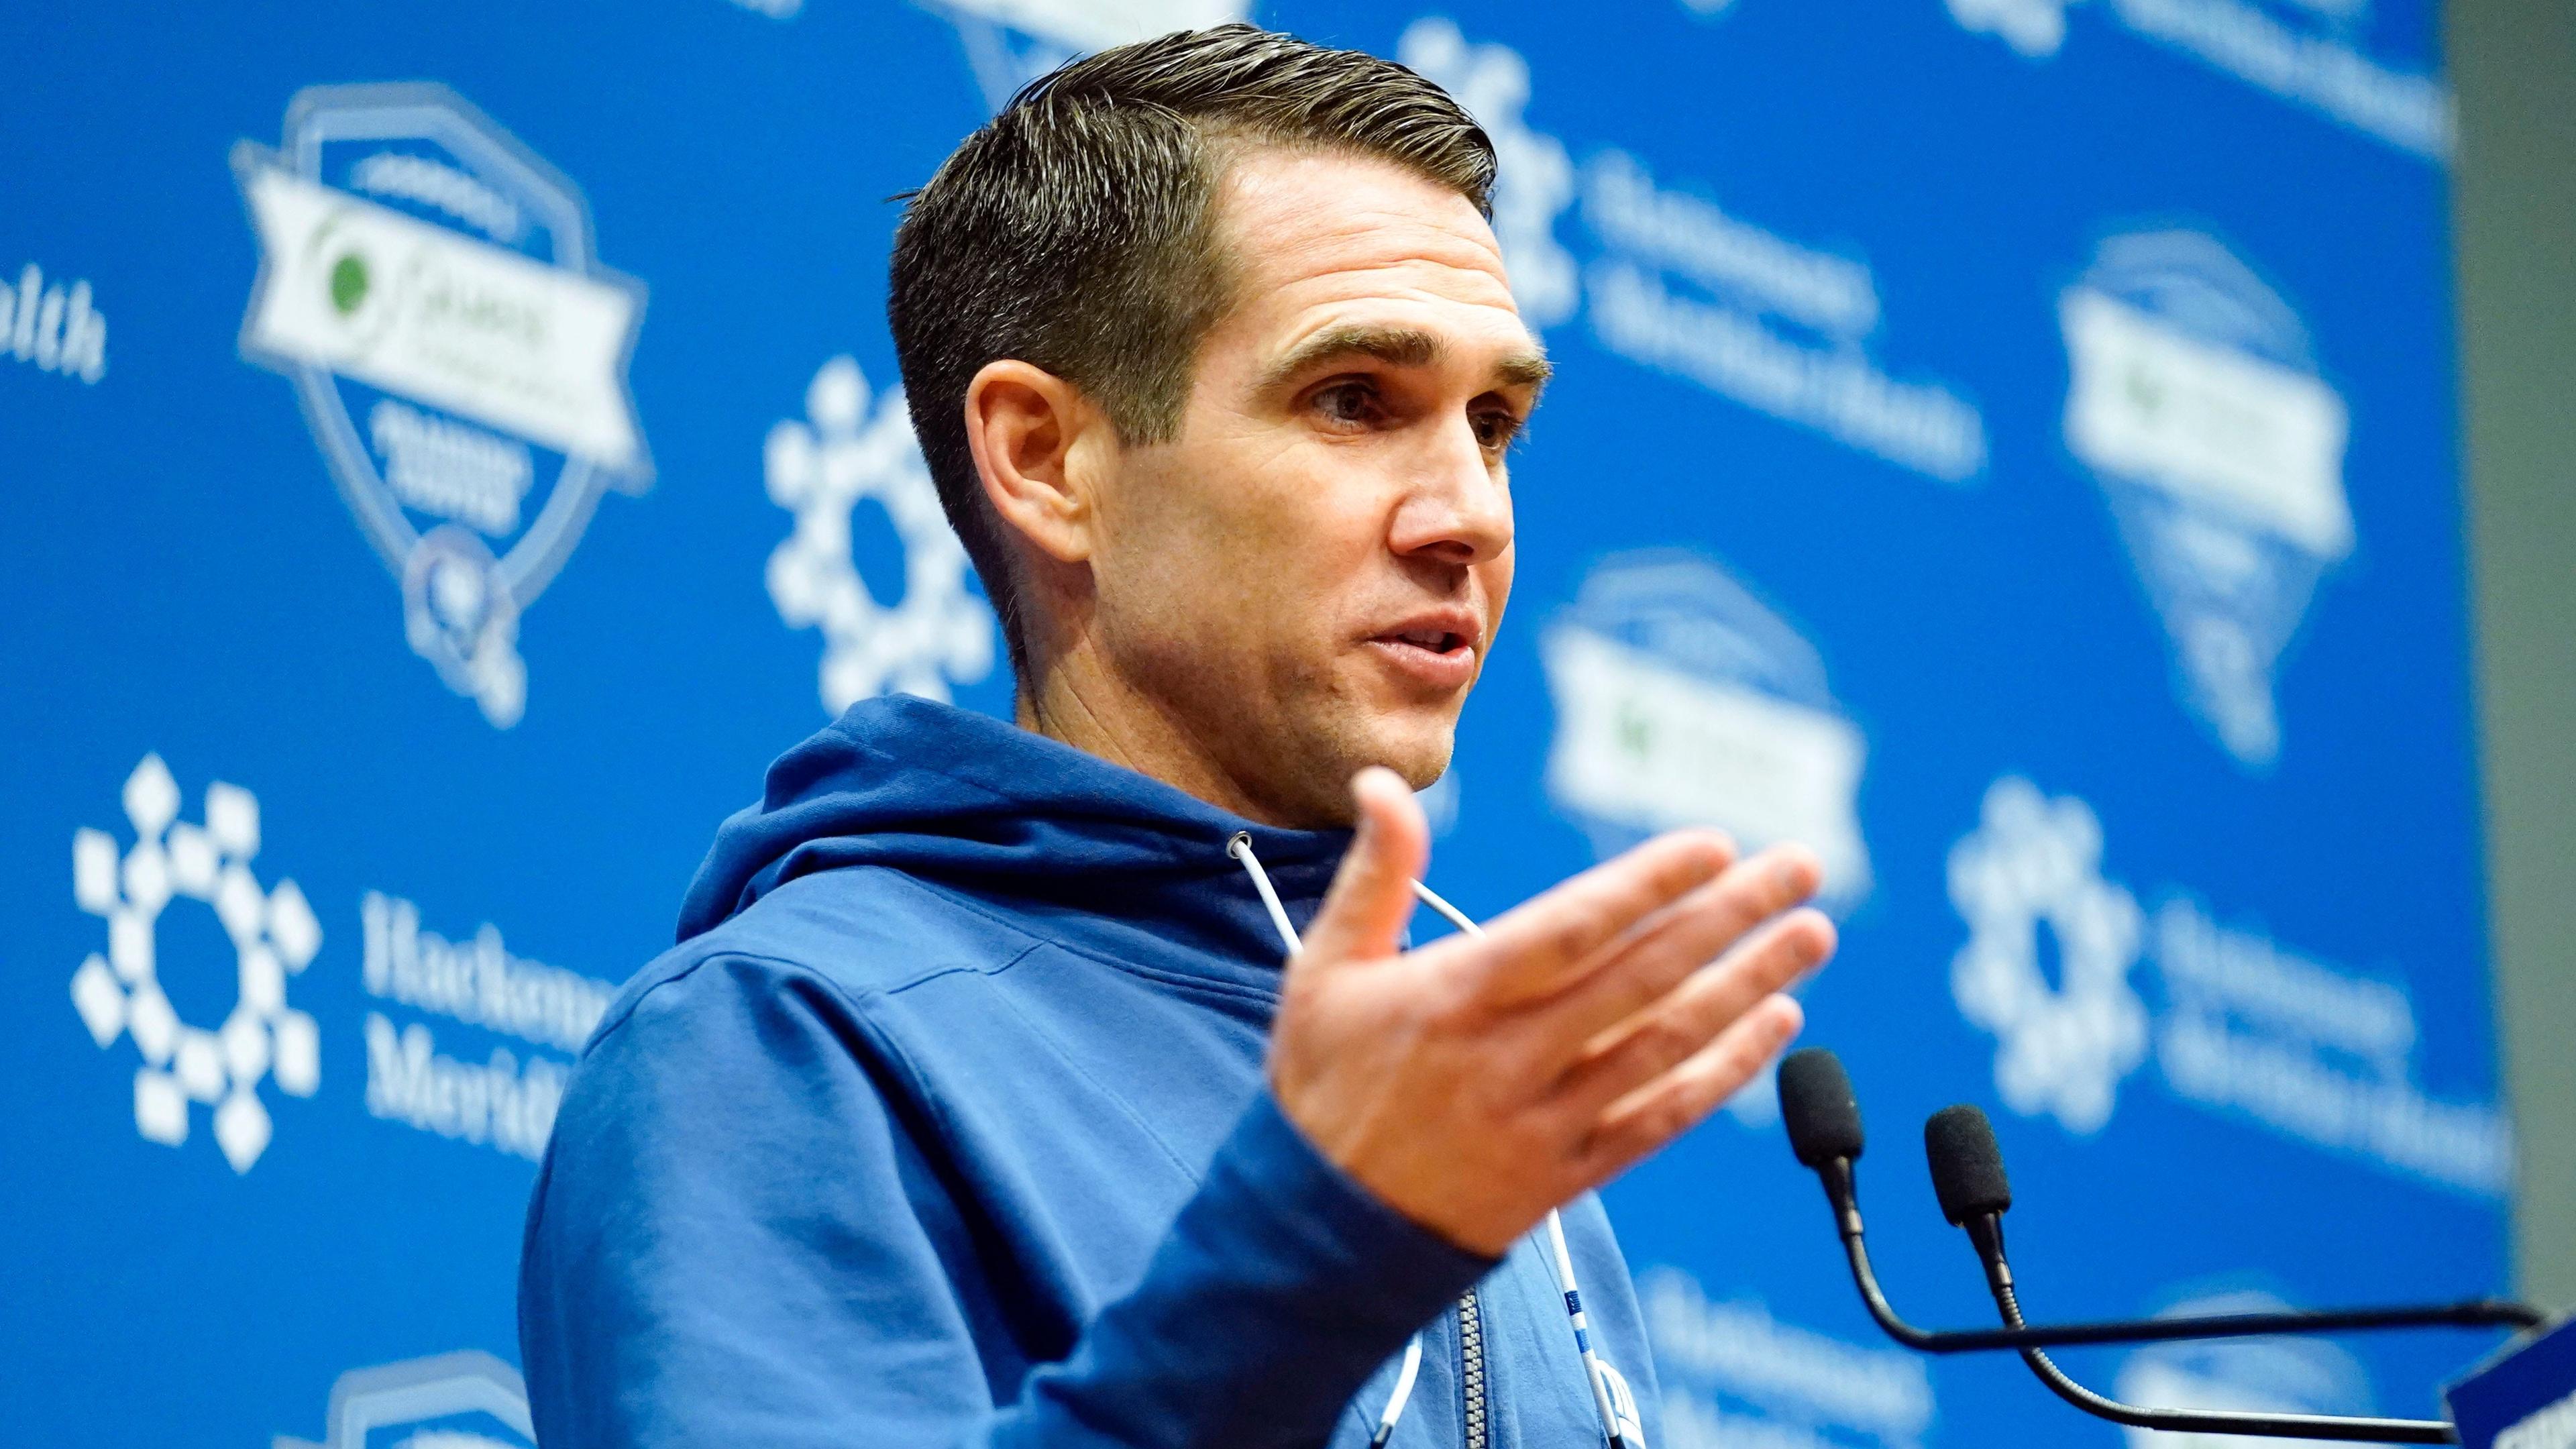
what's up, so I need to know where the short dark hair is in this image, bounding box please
[888,23,1497,679]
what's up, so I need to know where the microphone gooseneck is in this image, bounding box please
[1985,1274,2459,1443]
[1770,1049,2544,1357]
[1931,1112,2463,1444]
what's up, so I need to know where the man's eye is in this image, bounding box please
[1471,409,1523,453]
[1312,381,1383,427]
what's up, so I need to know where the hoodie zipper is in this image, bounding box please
[1458,1287,1489,1449]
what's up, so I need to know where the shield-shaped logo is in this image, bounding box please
[233,83,650,727]
[2059,229,2351,770]
[1540,549,1873,918]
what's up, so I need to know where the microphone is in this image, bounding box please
[1777,1046,2033,1354]
[1773,1047,2542,1358]
[1922,1105,2013,1299]
[1778,1044,1866,1237]
[1921,1104,2461,1443]
[1780,1045,1866,1169]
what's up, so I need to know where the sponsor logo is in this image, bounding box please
[70,755,322,1173]
[918,0,1254,110]
[275,1350,534,1449]
[1644,1266,1935,1449]
[64,756,607,1172]
[1949,776,2147,1135]
[1543,551,1871,908]
[2113,1291,2378,1447]
[1580,153,1985,482]
[1945,0,2449,160]
[2063,230,2350,769]
[2153,894,2509,1193]
[766,356,1000,711]
[235,83,650,727]
[1,262,109,384]
[1400,20,1985,484]
[360,891,615,1161]
[1949,775,2511,1194]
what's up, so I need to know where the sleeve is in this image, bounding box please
[517,954,1491,1449]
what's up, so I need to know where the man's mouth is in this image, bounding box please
[1385,625,1468,653]
[1364,612,1482,690]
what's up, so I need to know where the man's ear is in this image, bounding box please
[963,360,1103,566]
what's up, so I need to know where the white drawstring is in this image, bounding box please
[1230,832,1424,1447]
[1226,832,1632,1449]
[1236,833,1303,960]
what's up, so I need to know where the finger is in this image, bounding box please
[1294,767,1428,968]
[1466,828,1735,1006]
[1528,845,1825,1049]
[1578,994,1806,1179]
[1550,908,1835,1114]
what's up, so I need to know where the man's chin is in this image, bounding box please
[1239,690,1464,824]
[1384,748,1454,794]
[1346,712,1458,794]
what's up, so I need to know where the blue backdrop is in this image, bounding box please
[0,1,2508,1444]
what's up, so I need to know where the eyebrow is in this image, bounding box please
[1257,323,1553,396]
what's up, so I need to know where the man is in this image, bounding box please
[520,24,1835,1448]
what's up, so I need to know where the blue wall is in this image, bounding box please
[0,1,2506,1443]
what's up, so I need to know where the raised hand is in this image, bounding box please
[1269,767,1835,1255]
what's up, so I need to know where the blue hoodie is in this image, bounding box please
[519,696,1661,1448]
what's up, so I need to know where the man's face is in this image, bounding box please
[1084,148,1544,826]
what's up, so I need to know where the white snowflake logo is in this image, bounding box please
[765,356,998,712]
[68,755,321,1172]
[1948,775,2145,1135]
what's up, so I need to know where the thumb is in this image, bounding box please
[1297,767,1429,968]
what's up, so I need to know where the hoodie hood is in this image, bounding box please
[678,695,1354,982]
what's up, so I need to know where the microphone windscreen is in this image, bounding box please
[1923,1106,2013,1225]
[1778,1048,1865,1168]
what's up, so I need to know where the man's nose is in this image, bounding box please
[1390,418,1514,566]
